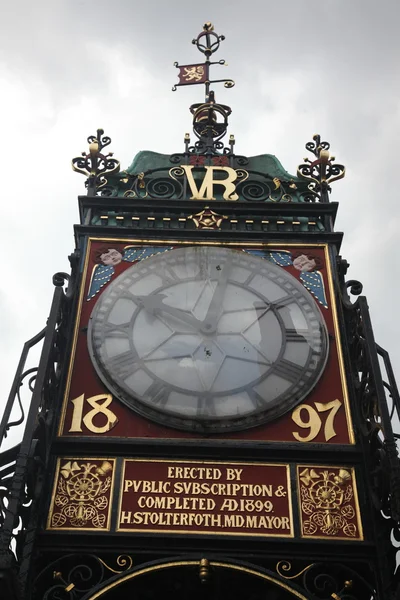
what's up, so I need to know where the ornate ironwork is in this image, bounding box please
[33,553,133,599]
[172,23,234,94]
[34,554,381,600]
[97,151,315,204]
[0,254,79,599]
[172,23,235,157]
[297,134,345,202]
[276,560,377,599]
[339,256,400,598]
[72,129,120,195]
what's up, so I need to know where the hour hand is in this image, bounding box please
[133,293,203,331]
[201,257,232,333]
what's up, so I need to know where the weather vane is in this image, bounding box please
[172,22,234,100]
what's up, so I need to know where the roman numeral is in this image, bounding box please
[272,359,304,384]
[247,389,266,410]
[197,396,217,417]
[244,272,256,285]
[104,323,131,336]
[285,328,313,343]
[146,381,169,407]
[274,296,295,308]
[161,265,180,285]
[107,351,136,378]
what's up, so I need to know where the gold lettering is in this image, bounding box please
[292,405,321,442]
[281,516,290,530]
[292,399,342,442]
[120,510,291,532]
[246,515,258,528]
[181,165,239,201]
[133,512,143,524]
[120,511,132,524]
[226,468,243,481]
[69,394,85,432]
[69,393,118,434]
[314,399,342,441]
[167,467,221,480]
[83,393,117,433]
[224,514,245,527]
[266,515,276,528]
[258,516,267,528]
[124,480,133,493]
[120,464,292,534]
[174,481,183,494]
[221,498,238,512]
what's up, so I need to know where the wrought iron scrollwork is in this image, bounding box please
[297,134,345,202]
[0,258,80,598]
[72,128,120,195]
[192,23,224,57]
[119,167,185,199]
[339,256,400,597]
[33,553,133,599]
[236,174,295,203]
[147,176,179,199]
[276,560,377,599]
[172,24,234,155]
[95,151,321,203]
[341,279,363,310]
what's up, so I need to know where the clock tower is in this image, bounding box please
[1,23,400,600]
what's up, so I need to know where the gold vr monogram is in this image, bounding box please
[180,165,239,201]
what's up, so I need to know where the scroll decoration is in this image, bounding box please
[34,553,133,600]
[339,255,400,594]
[72,128,120,194]
[275,560,376,599]
[0,260,77,598]
[297,134,345,203]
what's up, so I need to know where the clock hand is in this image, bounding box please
[133,293,203,331]
[201,256,233,334]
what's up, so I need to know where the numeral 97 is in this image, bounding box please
[291,399,342,442]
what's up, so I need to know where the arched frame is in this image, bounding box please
[82,557,312,600]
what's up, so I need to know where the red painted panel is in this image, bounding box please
[59,240,353,445]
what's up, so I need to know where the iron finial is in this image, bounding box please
[173,24,234,95]
[297,134,345,203]
[71,128,120,196]
[172,25,235,153]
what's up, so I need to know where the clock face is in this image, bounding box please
[88,246,329,433]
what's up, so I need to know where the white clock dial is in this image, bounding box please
[88,246,329,432]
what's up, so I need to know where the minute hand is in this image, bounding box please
[201,257,232,333]
[133,293,203,331]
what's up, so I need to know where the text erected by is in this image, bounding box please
[118,460,293,537]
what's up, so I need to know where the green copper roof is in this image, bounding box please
[125,150,300,183]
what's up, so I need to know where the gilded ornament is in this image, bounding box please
[199,558,210,583]
[96,461,113,476]
[188,207,227,229]
[276,561,314,580]
[49,459,114,530]
[298,467,360,538]
[98,555,133,574]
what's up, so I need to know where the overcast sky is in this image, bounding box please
[1,0,399,447]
